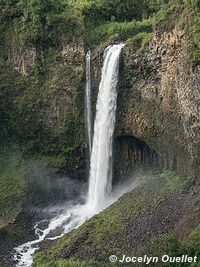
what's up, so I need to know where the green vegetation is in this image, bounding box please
[0,0,199,165]
[0,0,199,240]
[33,258,114,267]
[138,224,200,266]
[0,0,83,47]
[127,31,154,51]
[0,0,85,170]
[0,151,26,225]
[32,224,200,266]
[160,169,189,190]
[2,0,199,49]
[185,0,200,65]
[33,171,190,266]
[86,18,153,46]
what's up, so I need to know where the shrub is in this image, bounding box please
[127,31,154,51]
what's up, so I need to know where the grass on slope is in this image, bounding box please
[0,151,26,227]
[85,18,153,47]
[33,170,189,267]
[42,226,200,267]
[137,224,200,267]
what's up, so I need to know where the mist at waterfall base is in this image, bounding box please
[13,44,133,267]
[13,174,141,267]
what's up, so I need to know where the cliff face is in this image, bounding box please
[2,20,199,182]
[4,36,85,131]
[32,28,200,265]
[0,36,87,229]
[0,36,86,178]
[116,27,200,179]
[91,27,200,181]
[2,24,199,182]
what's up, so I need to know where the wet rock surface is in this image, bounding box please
[0,212,35,267]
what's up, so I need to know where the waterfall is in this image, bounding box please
[87,44,124,212]
[85,51,92,155]
[13,44,124,267]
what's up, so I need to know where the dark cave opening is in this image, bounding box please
[113,135,164,182]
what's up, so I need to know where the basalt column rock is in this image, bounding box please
[90,28,200,181]
[113,135,162,182]
[116,28,200,179]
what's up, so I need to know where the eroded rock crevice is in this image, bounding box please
[113,135,163,182]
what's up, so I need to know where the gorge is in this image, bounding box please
[0,1,200,267]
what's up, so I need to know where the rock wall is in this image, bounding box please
[0,36,86,179]
[113,135,161,182]
[2,36,37,76]
[91,28,200,180]
[41,38,85,136]
[116,28,200,179]
[2,26,199,181]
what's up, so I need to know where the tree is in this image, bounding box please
[18,0,68,46]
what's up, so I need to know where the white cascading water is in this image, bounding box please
[87,44,124,212]
[13,44,125,267]
[13,203,90,267]
[85,51,92,154]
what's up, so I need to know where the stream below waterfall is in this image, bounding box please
[13,176,140,267]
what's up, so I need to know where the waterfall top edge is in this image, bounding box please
[86,43,125,54]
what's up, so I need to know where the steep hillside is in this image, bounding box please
[0,0,199,266]
[0,0,86,226]
[33,171,200,266]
